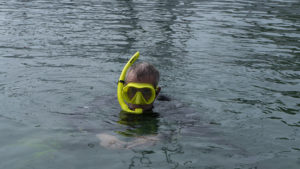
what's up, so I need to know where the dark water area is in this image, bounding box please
[0,0,299,168]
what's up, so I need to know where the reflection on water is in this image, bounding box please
[117,111,159,137]
[0,0,300,168]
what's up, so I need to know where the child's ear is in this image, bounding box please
[155,87,161,97]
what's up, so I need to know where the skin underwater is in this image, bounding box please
[117,51,143,114]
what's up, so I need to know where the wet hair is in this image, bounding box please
[126,62,160,87]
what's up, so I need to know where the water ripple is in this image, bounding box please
[1,0,300,168]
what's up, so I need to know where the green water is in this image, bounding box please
[0,0,299,168]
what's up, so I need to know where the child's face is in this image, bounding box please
[125,72,159,111]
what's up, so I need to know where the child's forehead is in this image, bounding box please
[126,72,156,84]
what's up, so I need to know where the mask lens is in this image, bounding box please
[127,87,138,99]
[123,83,156,104]
[126,87,153,101]
[141,88,153,101]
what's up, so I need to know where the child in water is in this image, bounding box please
[97,61,163,149]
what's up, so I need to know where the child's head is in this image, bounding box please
[124,62,161,111]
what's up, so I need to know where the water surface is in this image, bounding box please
[0,0,299,168]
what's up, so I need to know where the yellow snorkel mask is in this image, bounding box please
[122,83,157,105]
[117,52,157,114]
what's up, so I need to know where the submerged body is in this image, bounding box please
[96,94,173,149]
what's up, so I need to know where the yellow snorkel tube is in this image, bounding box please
[117,51,143,114]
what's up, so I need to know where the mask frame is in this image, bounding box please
[122,82,157,105]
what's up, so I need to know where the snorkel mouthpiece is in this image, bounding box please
[117,52,143,114]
